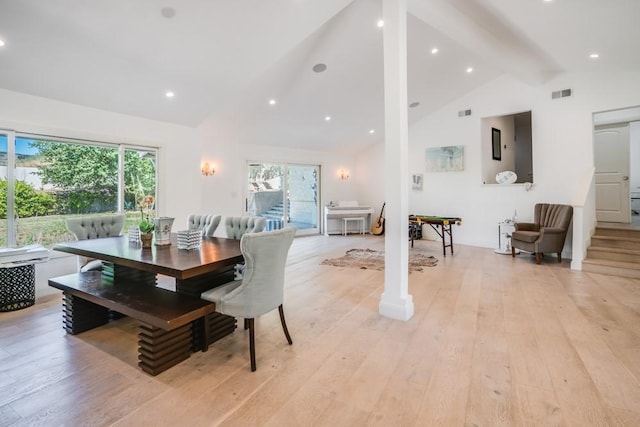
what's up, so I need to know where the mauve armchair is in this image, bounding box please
[511,203,573,264]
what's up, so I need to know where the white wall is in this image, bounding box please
[356,71,640,253]
[0,88,202,297]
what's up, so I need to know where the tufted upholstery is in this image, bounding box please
[65,214,125,272]
[201,227,296,371]
[511,203,573,264]
[187,214,221,237]
[225,216,267,240]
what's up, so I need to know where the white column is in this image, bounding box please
[379,0,414,321]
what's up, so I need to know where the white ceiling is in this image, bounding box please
[0,0,638,152]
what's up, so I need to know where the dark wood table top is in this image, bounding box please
[53,234,243,280]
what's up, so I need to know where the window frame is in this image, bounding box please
[1,129,159,248]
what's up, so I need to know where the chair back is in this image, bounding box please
[534,203,573,229]
[66,215,125,240]
[65,214,125,272]
[188,214,221,237]
[221,227,296,318]
[225,216,267,240]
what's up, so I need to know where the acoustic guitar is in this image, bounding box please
[372,202,385,235]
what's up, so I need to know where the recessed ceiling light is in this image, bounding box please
[312,63,327,73]
[409,102,420,108]
[377,20,384,28]
[160,7,176,18]
[165,91,175,98]
[325,116,331,121]
[466,67,474,73]
[431,47,439,54]
[589,53,600,59]
[268,99,276,105]
[0,39,5,47]
[369,129,375,134]
[543,0,553,2]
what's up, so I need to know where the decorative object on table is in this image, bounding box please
[140,232,153,248]
[496,170,517,184]
[138,194,155,249]
[128,225,141,244]
[425,145,464,172]
[153,217,175,246]
[321,248,437,272]
[412,173,423,191]
[176,229,202,250]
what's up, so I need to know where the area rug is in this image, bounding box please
[321,248,438,272]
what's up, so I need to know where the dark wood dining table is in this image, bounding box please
[50,234,243,375]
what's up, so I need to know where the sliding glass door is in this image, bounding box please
[247,162,320,236]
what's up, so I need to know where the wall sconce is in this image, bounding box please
[201,162,215,176]
[339,169,349,180]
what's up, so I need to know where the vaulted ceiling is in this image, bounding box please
[1,0,638,152]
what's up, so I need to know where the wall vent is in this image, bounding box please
[458,109,472,117]
[551,89,572,99]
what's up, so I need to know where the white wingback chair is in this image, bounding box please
[188,214,222,237]
[65,214,125,272]
[225,216,267,239]
[201,227,296,371]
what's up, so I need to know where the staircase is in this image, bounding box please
[260,201,289,221]
[582,226,640,278]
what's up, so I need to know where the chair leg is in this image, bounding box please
[247,318,256,371]
[278,304,293,345]
[511,245,515,257]
[557,252,562,263]
[244,318,249,330]
[535,253,541,264]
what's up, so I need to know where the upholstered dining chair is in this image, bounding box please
[201,226,296,371]
[511,203,573,264]
[65,214,125,272]
[188,214,222,237]
[225,216,267,239]
[225,216,267,279]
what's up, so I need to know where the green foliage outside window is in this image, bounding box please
[0,179,56,218]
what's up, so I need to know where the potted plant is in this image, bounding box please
[139,195,155,248]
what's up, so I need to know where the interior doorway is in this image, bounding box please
[593,106,640,224]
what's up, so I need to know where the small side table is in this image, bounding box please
[494,221,519,255]
[0,264,36,311]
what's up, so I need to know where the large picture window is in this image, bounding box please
[0,130,157,248]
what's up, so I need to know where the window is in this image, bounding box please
[0,130,157,248]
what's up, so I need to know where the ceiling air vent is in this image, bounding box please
[458,109,472,117]
[551,89,572,99]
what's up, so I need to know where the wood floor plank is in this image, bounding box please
[0,235,638,426]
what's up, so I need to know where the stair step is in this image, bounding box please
[582,258,640,279]
[591,235,640,250]
[595,226,640,239]
[587,246,640,263]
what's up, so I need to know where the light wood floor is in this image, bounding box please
[2,235,640,426]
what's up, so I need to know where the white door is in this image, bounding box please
[595,123,630,223]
